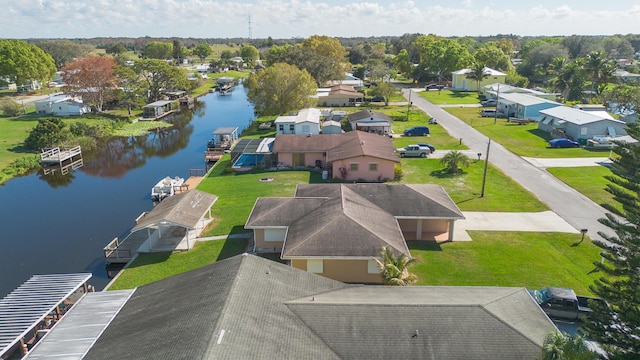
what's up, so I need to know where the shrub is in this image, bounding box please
[0,98,22,116]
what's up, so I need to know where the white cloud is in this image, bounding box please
[0,0,638,38]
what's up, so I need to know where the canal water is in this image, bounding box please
[0,85,255,297]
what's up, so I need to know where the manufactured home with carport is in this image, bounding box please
[538,106,627,142]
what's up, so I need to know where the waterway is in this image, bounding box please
[0,85,255,297]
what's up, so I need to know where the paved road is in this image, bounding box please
[403,88,613,243]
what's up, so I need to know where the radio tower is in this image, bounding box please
[248,12,252,40]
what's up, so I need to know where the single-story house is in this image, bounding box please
[614,68,640,83]
[34,94,90,116]
[246,183,465,283]
[142,100,174,118]
[483,83,557,101]
[321,120,343,134]
[274,108,321,135]
[451,67,506,92]
[572,104,615,120]
[347,109,392,135]
[272,131,399,181]
[316,84,363,107]
[539,106,628,141]
[26,254,557,360]
[497,93,562,120]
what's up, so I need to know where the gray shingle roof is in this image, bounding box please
[246,184,463,259]
[132,190,218,231]
[50,256,554,359]
[286,286,556,359]
[84,254,348,360]
[347,109,392,122]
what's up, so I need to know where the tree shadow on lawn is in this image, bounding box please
[448,91,478,99]
[407,240,443,252]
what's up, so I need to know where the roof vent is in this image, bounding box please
[311,296,315,301]
[412,329,419,338]
[361,140,365,145]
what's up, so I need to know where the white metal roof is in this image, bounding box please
[540,106,625,126]
[499,93,561,107]
[0,273,92,357]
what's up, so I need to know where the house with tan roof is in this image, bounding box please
[316,84,363,107]
[273,131,399,181]
[245,183,465,283]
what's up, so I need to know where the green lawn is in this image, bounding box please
[107,236,249,290]
[418,90,482,105]
[445,107,612,158]
[547,166,620,212]
[409,231,602,295]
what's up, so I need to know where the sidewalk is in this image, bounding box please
[522,157,612,168]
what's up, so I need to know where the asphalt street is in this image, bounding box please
[404,88,614,243]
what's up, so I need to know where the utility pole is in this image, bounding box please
[493,83,500,125]
[406,88,412,121]
[480,139,491,197]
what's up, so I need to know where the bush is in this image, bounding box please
[0,98,22,116]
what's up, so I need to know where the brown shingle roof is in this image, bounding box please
[347,109,392,122]
[273,131,399,163]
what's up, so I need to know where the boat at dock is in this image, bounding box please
[151,176,185,201]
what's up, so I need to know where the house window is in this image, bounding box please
[278,124,284,131]
[349,163,359,171]
[580,127,588,136]
[264,228,287,242]
[307,259,323,273]
[369,163,378,171]
[289,124,295,132]
[368,259,381,274]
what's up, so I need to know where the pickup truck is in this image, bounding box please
[396,144,430,158]
[529,287,605,321]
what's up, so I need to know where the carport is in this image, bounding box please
[133,190,218,253]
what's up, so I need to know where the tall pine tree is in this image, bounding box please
[581,122,640,358]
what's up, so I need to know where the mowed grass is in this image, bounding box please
[445,107,612,158]
[547,165,620,212]
[396,158,547,212]
[418,90,482,105]
[409,231,603,295]
[107,236,249,290]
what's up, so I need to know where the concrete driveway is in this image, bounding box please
[454,211,580,241]
[403,87,614,243]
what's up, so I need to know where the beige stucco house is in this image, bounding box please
[245,183,465,283]
[273,131,399,182]
[452,67,506,91]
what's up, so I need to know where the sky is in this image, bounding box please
[1,0,639,39]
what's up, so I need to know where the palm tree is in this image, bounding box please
[440,150,471,174]
[465,62,488,94]
[541,332,598,360]
[374,246,417,286]
[585,50,616,96]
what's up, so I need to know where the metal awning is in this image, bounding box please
[0,273,92,357]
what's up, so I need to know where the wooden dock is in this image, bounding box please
[103,232,147,264]
[175,169,205,194]
[204,148,225,163]
[40,146,82,165]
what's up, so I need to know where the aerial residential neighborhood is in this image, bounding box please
[1,1,640,359]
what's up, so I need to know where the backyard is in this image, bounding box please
[418,89,482,105]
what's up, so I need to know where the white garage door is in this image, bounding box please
[264,228,287,242]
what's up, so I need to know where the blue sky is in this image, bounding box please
[1,0,639,39]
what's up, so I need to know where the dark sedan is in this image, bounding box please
[549,138,579,148]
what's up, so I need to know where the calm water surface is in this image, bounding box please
[0,86,255,297]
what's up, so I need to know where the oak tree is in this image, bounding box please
[0,39,56,87]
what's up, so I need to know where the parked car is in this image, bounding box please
[416,143,436,153]
[396,144,430,158]
[481,99,497,107]
[403,126,430,136]
[528,287,606,321]
[549,138,579,148]
[425,83,444,90]
[480,109,497,117]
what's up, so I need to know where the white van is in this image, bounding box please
[480,109,497,117]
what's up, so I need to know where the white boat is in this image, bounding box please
[151,176,185,201]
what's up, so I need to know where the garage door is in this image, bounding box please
[264,228,287,242]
